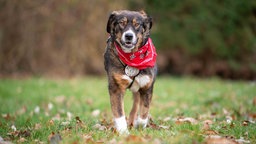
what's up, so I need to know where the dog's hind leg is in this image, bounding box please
[128,91,140,127]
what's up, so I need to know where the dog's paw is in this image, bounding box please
[114,116,130,135]
[134,117,148,129]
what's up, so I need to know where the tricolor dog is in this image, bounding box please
[104,10,157,134]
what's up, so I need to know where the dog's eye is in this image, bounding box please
[119,21,126,27]
[134,22,141,28]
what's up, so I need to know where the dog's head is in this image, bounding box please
[107,10,152,53]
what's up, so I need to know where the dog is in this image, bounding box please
[104,10,157,134]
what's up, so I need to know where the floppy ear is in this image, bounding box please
[140,10,153,30]
[106,11,118,34]
[145,16,153,30]
[143,15,153,39]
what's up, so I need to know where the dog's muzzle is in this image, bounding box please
[121,29,137,50]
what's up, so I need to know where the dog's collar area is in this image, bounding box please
[114,38,157,70]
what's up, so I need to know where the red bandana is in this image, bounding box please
[114,38,157,70]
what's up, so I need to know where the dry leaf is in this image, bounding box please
[203,130,218,135]
[34,106,40,114]
[202,120,213,130]
[11,125,17,131]
[61,121,70,126]
[48,119,55,126]
[66,112,72,120]
[93,123,106,131]
[48,103,53,111]
[17,137,26,143]
[126,135,146,143]
[34,123,42,130]
[16,106,27,115]
[175,117,198,125]
[205,135,238,144]
[91,109,100,117]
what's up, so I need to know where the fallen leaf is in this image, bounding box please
[34,123,42,130]
[66,112,72,120]
[236,137,250,143]
[203,130,218,135]
[202,120,213,130]
[204,135,238,144]
[159,125,170,129]
[86,98,93,105]
[61,121,70,126]
[242,120,249,126]
[34,106,40,114]
[2,113,15,121]
[175,117,198,125]
[126,135,146,143]
[75,116,86,129]
[11,125,17,131]
[48,103,53,111]
[91,109,100,117]
[17,137,26,143]
[93,123,106,131]
[16,106,27,115]
[48,119,55,126]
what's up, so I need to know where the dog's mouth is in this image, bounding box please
[123,41,135,48]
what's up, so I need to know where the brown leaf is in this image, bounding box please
[175,117,198,125]
[242,120,249,126]
[204,135,238,144]
[48,119,55,126]
[202,120,213,130]
[34,123,42,130]
[125,135,146,143]
[93,123,106,131]
[203,130,218,135]
[16,106,27,115]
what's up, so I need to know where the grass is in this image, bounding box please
[0,76,255,143]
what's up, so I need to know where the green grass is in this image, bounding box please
[0,76,255,143]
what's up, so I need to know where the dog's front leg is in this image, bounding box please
[109,84,129,134]
[134,88,153,128]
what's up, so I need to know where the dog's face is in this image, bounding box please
[107,10,152,53]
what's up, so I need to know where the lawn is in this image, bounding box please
[0,76,255,143]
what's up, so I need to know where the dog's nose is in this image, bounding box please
[125,33,133,41]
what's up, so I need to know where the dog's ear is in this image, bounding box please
[142,12,153,39]
[145,16,153,30]
[106,11,119,34]
[140,10,153,30]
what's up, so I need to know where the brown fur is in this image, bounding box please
[104,10,156,127]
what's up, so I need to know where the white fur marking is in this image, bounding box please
[114,116,129,135]
[121,28,136,44]
[121,75,132,84]
[129,75,151,92]
[135,75,150,88]
[134,116,148,128]
[130,81,140,92]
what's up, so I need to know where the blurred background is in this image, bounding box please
[0,0,256,80]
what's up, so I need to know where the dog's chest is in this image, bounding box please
[122,74,151,92]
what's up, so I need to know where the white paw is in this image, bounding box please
[114,116,130,135]
[134,117,148,129]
